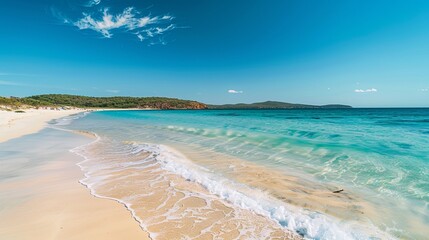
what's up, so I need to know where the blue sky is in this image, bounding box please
[1,0,429,107]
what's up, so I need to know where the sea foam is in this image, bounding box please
[58,110,395,240]
[142,143,396,240]
[78,140,393,240]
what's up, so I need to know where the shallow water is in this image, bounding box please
[74,138,300,239]
[61,109,429,239]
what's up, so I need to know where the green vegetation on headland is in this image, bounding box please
[208,101,352,109]
[0,96,22,109]
[0,95,207,110]
[1,95,352,111]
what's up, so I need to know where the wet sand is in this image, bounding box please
[76,139,301,239]
[175,144,377,221]
[0,130,150,240]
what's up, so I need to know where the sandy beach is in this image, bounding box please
[0,110,150,240]
[0,109,85,143]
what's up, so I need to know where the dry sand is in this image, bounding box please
[0,142,150,240]
[0,109,150,240]
[0,109,84,143]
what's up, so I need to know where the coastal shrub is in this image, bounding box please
[14,94,207,110]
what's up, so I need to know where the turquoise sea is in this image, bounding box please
[59,109,429,239]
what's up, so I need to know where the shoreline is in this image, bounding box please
[0,108,155,144]
[0,114,151,239]
[2,108,425,239]
[0,109,86,143]
[74,136,301,239]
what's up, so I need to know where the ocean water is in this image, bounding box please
[58,109,429,239]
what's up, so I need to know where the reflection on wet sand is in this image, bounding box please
[76,139,300,239]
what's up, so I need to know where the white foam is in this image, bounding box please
[50,111,90,126]
[70,136,395,240]
[70,135,159,240]
[128,143,395,240]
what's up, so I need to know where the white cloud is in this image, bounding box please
[162,15,173,20]
[137,34,145,42]
[71,7,175,41]
[228,89,243,94]
[138,16,151,28]
[87,0,101,7]
[421,88,428,92]
[355,88,377,93]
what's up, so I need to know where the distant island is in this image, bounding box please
[1,95,352,111]
[208,101,352,109]
[0,94,207,110]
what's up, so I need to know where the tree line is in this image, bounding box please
[1,94,207,110]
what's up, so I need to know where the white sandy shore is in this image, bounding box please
[0,142,150,240]
[0,108,154,144]
[0,109,151,239]
[0,109,85,143]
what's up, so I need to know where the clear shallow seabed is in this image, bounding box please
[56,109,428,239]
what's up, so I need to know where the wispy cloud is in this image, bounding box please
[86,0,101,7]
[421,88,428,92]
[355,88,377,93]
[228,89,243,94]
[0,80,26,86]
[0,80,79,92]
[59,3,176,43]
[106,89,120,93]
[0,72,39,77]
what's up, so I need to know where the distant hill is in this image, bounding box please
[208,101,352,109]
[1,94,207,110]
[1,96,351,111]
